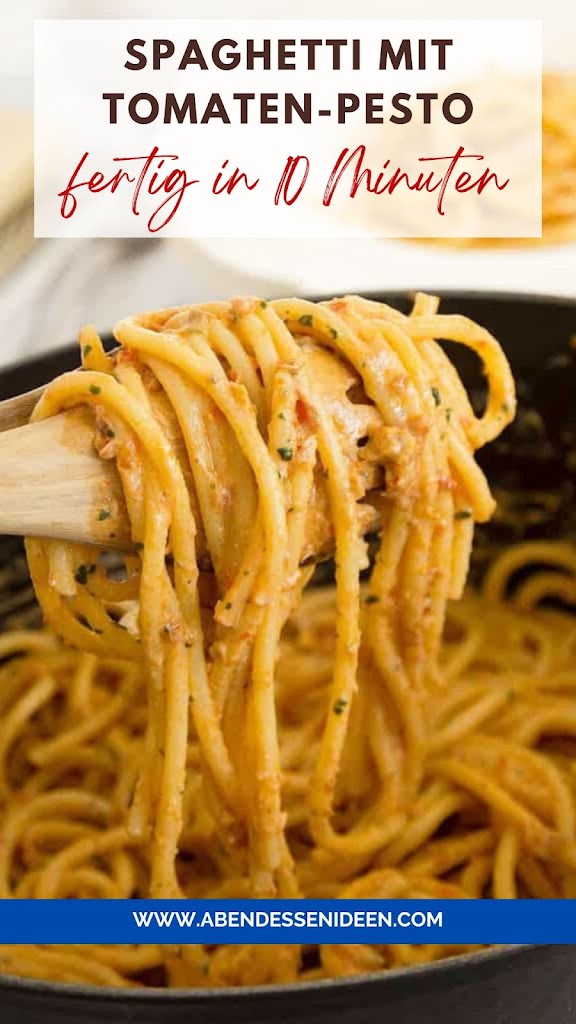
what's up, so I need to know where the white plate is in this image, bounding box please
[188,35,576,302]
[190,236,576,300]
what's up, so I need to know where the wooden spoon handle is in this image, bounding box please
[0,385,48,431]
[0,401,382,559]
[0,408,131,548]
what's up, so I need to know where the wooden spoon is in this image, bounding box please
[0,386,382,556]
[0,391,131,548]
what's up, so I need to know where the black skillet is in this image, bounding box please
[0,291,575,1024]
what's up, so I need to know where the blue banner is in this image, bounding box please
[0,899,575,944]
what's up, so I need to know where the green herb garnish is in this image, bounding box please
[333,698,347,715]
[277,446,293,461]
[97,509,111,521]
[298,314,313,327]
[364,594,380,605]
[83,344,92,357]
[455,509,472,520]
[89,385,101,395]
[431,387,441,407]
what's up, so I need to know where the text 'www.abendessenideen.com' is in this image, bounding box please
[132,909,444,930]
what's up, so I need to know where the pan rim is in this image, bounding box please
[2,288,576,384]
[0,944,543,1001]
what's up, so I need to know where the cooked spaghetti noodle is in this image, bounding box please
[0,293,574,987]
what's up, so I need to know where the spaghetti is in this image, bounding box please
[0,293,574,987]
